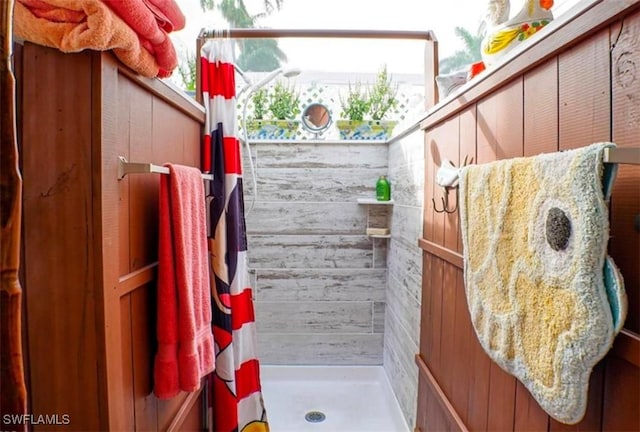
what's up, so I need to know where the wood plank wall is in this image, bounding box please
[416,4,640,431]
[19,45,205,431]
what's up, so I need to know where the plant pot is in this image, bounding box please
[336,120,397,140]
[245,119,299,140]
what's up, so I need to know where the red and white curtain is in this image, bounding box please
[200,39,269,432]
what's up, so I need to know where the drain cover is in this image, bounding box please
[304,411,326,423]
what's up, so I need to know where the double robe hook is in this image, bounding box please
[432,155,473,214]
[433,187,458,214]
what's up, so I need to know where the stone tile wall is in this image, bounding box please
[384,130,424,427]
[245,135,425,429]
[246,141,390,365]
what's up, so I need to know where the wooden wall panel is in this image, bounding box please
[425,255,443,374]
[19,44,206,431]
[117,77,133,276]
[125,76,157,273]
[602,356,640,431]
[416,378,428,431]
[419,255,432,368]
[610,10,640,335]
[477,80,524,163]
[439,261,458,399]
[120,295,136,429]
[132,285,159,430]
[21,45,101,431]
[424,118,459,243]
[558,29,611,150]
[524,59,559,156]
[418,4,640,432]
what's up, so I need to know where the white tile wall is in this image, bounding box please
[384,131,425,428]
[247,140,390,367]
[245,134,425,429]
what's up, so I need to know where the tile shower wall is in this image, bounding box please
[385,130,424,427]
[246,141,390,365]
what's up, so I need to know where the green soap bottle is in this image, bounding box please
[376,175,391,201]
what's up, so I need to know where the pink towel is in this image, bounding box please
[14,0,163,78]
[142,0,185,32]
[101,0,184,77]
[154,164,215,400]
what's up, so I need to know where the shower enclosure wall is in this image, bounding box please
[246,140,390,365]
[196,28,437,430]
[244,133,426,428]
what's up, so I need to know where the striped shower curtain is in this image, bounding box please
[200,39,269,432]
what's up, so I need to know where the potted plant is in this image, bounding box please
[245,81,301,140]
[337,65,399,140]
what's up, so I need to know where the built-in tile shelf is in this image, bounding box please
[357,198,394,205]
[358,198,393,238]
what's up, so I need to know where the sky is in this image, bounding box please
[170,0,582,78]
[170,0,488,75]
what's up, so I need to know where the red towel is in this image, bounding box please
[101,0,183,77]
[154,164,215,400]
[142,0,185,32]
[14,0,163,78]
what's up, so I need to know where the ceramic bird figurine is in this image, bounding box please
[484,0,511,28]
[481,0,554,67]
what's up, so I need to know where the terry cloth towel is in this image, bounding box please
[101,0,184,77]
[141,0,185,32]
[459,142,627,425]
[14,0,165,78]
[154,164,215,400]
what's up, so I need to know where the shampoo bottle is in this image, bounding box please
[376,175,391,201]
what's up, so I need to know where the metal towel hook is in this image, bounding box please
[433,187,458,214]
[432,155,473,214]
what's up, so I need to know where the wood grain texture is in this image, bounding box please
[100,52,129,431]
[602,355,640,431]
[21,45,101,431]
[1,0,27,424]
[19,45,206,431]
[558,28,611,150]
[610,10,640,334]
[524,59,559,156]
[120,295,136,429]
[416,355,468,432]
[418,4,640,432]
[132,285,158,430]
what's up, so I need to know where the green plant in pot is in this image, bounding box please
[251,88,268,121]
[246,81,300,140]
[337,64,399,140]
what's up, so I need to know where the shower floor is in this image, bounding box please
[260,365,410,432]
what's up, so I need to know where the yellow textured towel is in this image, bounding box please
[14,0,160,78]
[459,142,626,425]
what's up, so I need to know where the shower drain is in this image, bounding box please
[304,411,326,423]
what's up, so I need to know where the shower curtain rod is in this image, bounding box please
[198,28,436,41]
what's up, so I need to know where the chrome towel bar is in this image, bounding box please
[117,156,213,181]
[603,147,640,165]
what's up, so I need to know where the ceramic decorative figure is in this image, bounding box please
[481,0,554,67]
[435,69,470,99]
